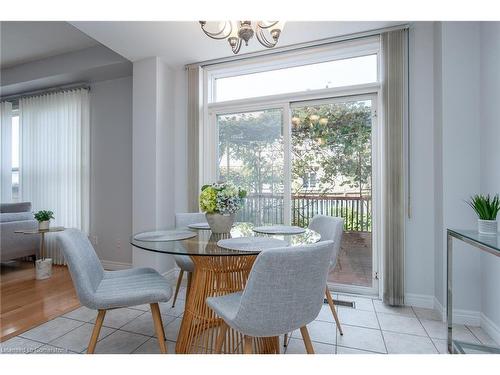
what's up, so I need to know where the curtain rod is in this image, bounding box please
[186,23,410,69]
[0,82,91,103]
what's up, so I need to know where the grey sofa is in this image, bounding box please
[0,202,39,262]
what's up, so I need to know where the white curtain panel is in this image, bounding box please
[1,101,13,203]
[20,89,90,264]
[187,65,202,211]
[381,29,408,306]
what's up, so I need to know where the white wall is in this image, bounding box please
[479,22,500,335]
[173,67,189,213]
[405,22,437,307]
[90,76,133,266]
[433,22,445,311]
[438,22,482,318]
[131,57,176,274]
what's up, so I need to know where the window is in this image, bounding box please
[11,112,20,202]
[202,36,381,293]
[214,54,378,102]
[217,108,284,225]
[302,172,318,189]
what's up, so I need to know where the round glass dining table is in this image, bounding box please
[130,222,320,354]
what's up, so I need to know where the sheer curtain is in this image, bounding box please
[381,29,408,306]
[1,101,13,203]
[186,65,202,211]
[20,89,90,264]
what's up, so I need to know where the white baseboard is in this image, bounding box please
[453,309,481,326]
[481,312,500,345]
[433,297,500,343]
[434,296,481,325]
[434,296,445,321]
[101,260,132,270]
[405,293,435,309]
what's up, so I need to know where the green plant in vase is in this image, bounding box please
[34,210,55,231]
[200,182,247,233]
[467,194,499,235]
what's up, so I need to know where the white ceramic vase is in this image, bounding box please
[35,258,52,280]
[38,220,50,230]
[205,213,236,234]
[478,219,497,235]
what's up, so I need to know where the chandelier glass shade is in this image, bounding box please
[199,21,285,54]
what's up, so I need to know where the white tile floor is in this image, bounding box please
[1,291,497,354]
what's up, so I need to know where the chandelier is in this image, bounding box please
[199,21,285,54]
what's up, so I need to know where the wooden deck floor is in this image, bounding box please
[329,231,373,287]
[0,261,80,342]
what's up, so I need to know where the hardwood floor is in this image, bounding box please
[0,261,80,342]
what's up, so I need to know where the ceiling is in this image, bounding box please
[71,21,402,67]
[1,21,100,68]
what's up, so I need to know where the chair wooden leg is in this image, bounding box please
[243,336,253,354]
[172,270,184,307]
[87,309,106,354]
[299,326,315,354]
[214,322,228,354]
[283,333,288,347]
[325,287,343,335]
[151,303,168,354]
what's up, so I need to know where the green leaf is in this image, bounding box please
[467,194,500,220]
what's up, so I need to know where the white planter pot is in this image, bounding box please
[38,220,50,230]
[205,213,236,234]
[35,258,52,280]
[478,219,498,235]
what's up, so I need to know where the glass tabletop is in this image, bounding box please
[14,227,65,234]
[130,222,321,256]
[448,229,500,254]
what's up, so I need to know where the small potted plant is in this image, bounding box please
[200,182,247,233]
[34,210,54,231]
[467,194,500,235]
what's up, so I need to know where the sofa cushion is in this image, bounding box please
[0,212,35,223]
[0,202,32,213]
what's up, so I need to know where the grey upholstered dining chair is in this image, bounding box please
[207,241,334,354]
[283,215,344,347]
[57,229,173,353]
[172,212,207,307]
[308,215,344,334]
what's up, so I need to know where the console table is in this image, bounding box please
[447,229,500,354]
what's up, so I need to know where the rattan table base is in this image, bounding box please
[175,255,279,354]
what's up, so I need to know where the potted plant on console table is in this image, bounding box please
[467,194,500,235]
[200,182,247,233]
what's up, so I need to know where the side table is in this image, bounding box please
[15,227,65,280]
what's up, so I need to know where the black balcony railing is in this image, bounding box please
[237,193,372,231]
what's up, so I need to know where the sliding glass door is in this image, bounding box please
[211,95,378,294]
[291,97,376,292]
[216,108,285,225]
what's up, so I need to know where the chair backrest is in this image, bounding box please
[308,215,344,268]
[232,241,333,337]
[175,212,206,229]
[56,229,104,308]
[174,212,207,264]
